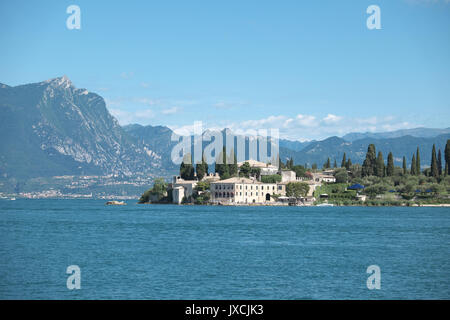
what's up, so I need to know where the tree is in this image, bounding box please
[346,158,352,170]
[228,149,238,177]
[335,169,348,183]
[139,178,168,203]
[324,158,331,169]
[341,153,347,168]
[333,159,337,168]
[312,163,318,170]
[416,147,421,175]
[292,165,306,178]
[386,152,394,177]
[195,153,208,181]
[402,156,407,175]
[286,182,310,198]
[362,144,377,177]
[250,167,261,180]
[215,147,229,178]
[445,140,450,175]
[239,161,251,178]
[430,144,439,179]
[375,151,385,177]
[180,154,195,180]
[287,157,294,169]
[411,154,416,175]
[437,149,442,176]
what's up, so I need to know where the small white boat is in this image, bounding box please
[10,197,16,201]
[316,203,334,207]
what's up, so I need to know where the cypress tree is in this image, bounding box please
[445,140,450,175]
[228,149,238,176]
[180,153,195,180]
[375,151,385,177]
[402,156,407,175]
[411,154,416,175]
[362,144,376,177]
[431,144,439,179]
[387,152,394,177]
[346,158,352,170]
[341,153,347,168]
[215,147,229,178]
[196,153,208,181]
[333,159,337,168]
[437,149,442,176]
[416,147,421,175]
[324,158,331,169]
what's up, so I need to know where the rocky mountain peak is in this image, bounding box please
[44,75,73,89]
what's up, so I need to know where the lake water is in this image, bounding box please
[0,199,449,299]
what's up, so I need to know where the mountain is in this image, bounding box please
[0,76,169,182]
[281,134,450,167]
[342,127,450,142]
[1,76,449,196]
[123,124,179,172]
[279,139,312,152]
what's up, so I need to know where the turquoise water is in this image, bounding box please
[0,199,449,299]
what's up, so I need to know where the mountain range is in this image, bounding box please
[0,76,449,195]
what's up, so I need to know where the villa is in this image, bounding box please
[210,177,284,204]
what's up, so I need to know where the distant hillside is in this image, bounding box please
[281,135,450,167]
[342,127,450,142]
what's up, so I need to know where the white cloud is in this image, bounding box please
[296,114,316,127]
[209,114,419,141]
[161,106,180,115]
[322,114,342,124]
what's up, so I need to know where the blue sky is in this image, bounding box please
[1,0,449,141]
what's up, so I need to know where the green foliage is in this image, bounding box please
[239,161,251,178]
[250,167,261,180]
[292,165,307,178]
[195,153,208,181]
[362,144,376,177]
[195,180,210,192]
[445,140,450,175]
[261,174,282,183]
[411,154,416,175]
[341,153,347,168]
[180,154,195,180]
[323,158,331,169]
[286,182,310,197]
[416,147,421,175]
[228,149,238,177]
[139,178,168,203]
[375,151,385,177]
[437,149,442,176]
[387,152,394,177]
[193,191,211,205]
[430,144,439,179]
[334,168,348,183]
